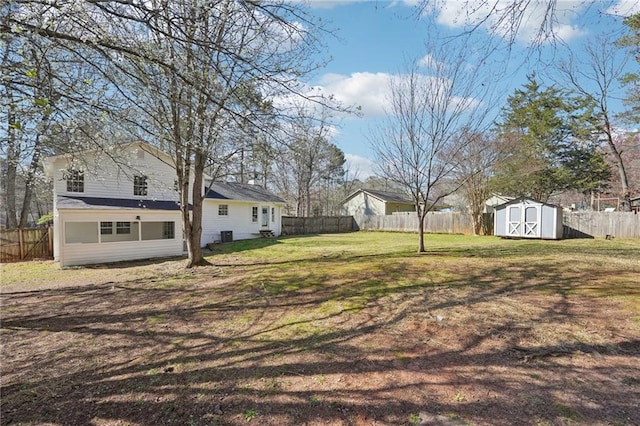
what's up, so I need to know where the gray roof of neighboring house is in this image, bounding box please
[57,196,187,210]
[206,181,285,203]
[347,188,414,204]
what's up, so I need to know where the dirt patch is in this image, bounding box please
[1,241,639,426]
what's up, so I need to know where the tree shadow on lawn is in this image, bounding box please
[421,238,640,260]
[1,257,639,425]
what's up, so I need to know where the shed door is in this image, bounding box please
[523,205,540,237]
[507,204,540,238]
[507,205,522,236]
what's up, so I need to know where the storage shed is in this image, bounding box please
[494,197,563,240]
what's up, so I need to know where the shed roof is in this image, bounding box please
[206,181,285,203]
[495,196,560,210]
[57,195,188,210]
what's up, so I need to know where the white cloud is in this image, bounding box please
[318,72,393,117]
[606,0,640,16]
[304,0,367,9]
[417,53,445,69]
[316,71,483,119]
[426,0,588,44]
[345,153,376,179]
[310,0,416,9]
[388,0,420,7]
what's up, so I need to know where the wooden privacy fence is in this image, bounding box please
[355,212,475,235]
[563,211,640,239]
[0,228,53,263]
[354,211,640,239]
[282,216,356,235]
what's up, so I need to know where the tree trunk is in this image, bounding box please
[19,131,46,228]
[417,207,426,253]
[5,97,18,229]
[5,153,18,229]
[185,152,206,268]
[603,118,631,212]
[305,187,312,217]
[472,210,482,235]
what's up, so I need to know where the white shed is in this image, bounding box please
[494,197,563,240]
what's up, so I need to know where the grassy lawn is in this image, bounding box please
[1,232,639,425]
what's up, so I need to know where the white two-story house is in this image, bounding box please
[44,142,285,267]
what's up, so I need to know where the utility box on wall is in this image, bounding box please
[220,230,233,242]
[494,197,563,240]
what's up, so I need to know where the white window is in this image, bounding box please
[163,221,175,239]
[134,175,148,196]
[100,221,113,235]
[252,206,258,222]
[218,204,228,216]
[64,169,84,193]
[116,221,131,234]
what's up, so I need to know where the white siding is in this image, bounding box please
[49,144,183,202]
[62,240,183,267]
[494,198,563,240]
[202,200,282,244]
[53,195,60,260]
[57,209,183,267]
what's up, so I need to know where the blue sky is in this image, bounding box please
[301,0,640,178]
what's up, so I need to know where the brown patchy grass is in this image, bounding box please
[1,232,639,426]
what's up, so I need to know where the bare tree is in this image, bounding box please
[273,103,345,216]
[451,130,503,235]
[1,9,115,228]
[417,0,589,48]
[5,1,333,266]
[370,40,495,252]
[555,33,633,211]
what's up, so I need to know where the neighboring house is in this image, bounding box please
[44,142,284,267]
[484,194,515,214]
[343,189,416,216]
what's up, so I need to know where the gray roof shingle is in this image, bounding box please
[206,181,285,203]
[351,189,414,204]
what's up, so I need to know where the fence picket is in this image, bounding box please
[352,211,640,239]
[0,228,53,263]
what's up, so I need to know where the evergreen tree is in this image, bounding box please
[617,13,640,126]
[493,76,611,201]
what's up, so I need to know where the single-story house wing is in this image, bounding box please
[202,181,286,243]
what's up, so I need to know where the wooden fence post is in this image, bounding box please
[48,226,54,255]
[19,229,25,260]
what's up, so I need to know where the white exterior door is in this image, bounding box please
[507,203,540,238]
[261,206,269,228]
